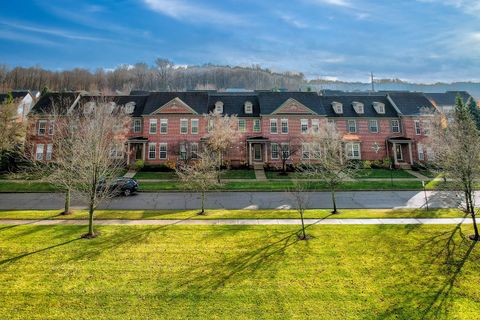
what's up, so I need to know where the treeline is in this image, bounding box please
[0,59,306,93]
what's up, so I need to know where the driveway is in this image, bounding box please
[0,190,468,210]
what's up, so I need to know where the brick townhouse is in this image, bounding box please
[27,90,456,168]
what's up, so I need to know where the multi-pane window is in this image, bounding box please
[159,143,167,159]
[417,143,424,161]
[347,120,357,133]
[180,119,188,134]
[301,119,308,133]
[270,119,278,134]
[345,143,361,159]
[312,119,320,133]
[191,119,199,134]
[191,142,198,159]
[179,143,187,160]
[302,143,310,159]
[391,119,400,133]
[149,119,157,134]
[253,119,261,132]
[281,119,288,134]
[160,119,168,134]
[369,119,379,133]
[207,119,214,132]
[148,143,156,159]
[48,121,54,135]
[238,119,246,132]
[281,143,290,159]
[271,143,279,159]
[312,143,321,159]
[414,120,421,135]
[46,144,53,161]
[36,144,44,160]
[422,120,431,135]
[133,119,142,133]
[38,120,47,135]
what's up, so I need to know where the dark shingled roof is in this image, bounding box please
[321,94,398,118]
[257,92,323,115]
[424,91,474,107]
[207,93,260,117]
[142,91,210,115]
[78,95,148,117]
[29,92,79,115]
[387,92,435,116]
[0,91,31,103]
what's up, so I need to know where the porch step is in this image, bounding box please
[396,163,412,170]
[253,163,267,181]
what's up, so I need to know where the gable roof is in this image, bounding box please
[207,93,260,117]
[150,97,199,115]
[142,92,209,115]
[387,92,435,116]
[29,92,79,115]
[321,94,398,118]
[78,95,148,116]
[0,91,32,103]
[424,91,473,107]
[257,92,323,115]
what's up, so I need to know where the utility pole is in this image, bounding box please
[370,72,375,92]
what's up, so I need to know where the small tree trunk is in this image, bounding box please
[300,209,306,239]
[61,189,71,215]
[465,191,471,213]
[200,191,205,215]
[471,210,480,241]
[87,202,94,237]
[331,188,338,214]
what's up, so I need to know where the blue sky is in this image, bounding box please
[1,0,479,82]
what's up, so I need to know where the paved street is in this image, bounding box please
[0,190,470,210]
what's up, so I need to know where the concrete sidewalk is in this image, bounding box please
[0,217,471,226]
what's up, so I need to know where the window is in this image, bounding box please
[148,143,156,159]
[312,143,321,159]
[352,102,364,114]
[36,144,44,160]
[281,119,288,134]
[191,119,199,134]
[149,119,157,134]
[369,119,379,133]
[253,119,261,132]
[191,142,198,159]
[373,102,385,114]
[238,119,246,132]
[207,119,214,132]
[422,120,431,135]
[327,119,336,128]
[180,119,188,134]
[281,143,290,159]
[48,121,54,135]
[159,143,167,159]
[160,119,168,134]
[347,120,357,133]
[133,119,141,133]
[417,143,424,161]
[301,119,308,133]
[179,143,187,160]
[215,101,223,113]
[46,144,53,160]
[332,102,343,114]
[345,143,361,159]
[391,119,400,133]
[312,119,319,133]
[302,143,310,159]
[244,101,253,114]
[38,120,47,135]
[271,143,279,159]
[270,119,278,134]
[414,120,421,135]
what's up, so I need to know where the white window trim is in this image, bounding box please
[191,142,199,159]
[345,142,361,159]
[180,119,188,134]
[253,119,261,132]
[148,143,156,160]
[149,119,157,134]
[238,119,246,133]
[301,119,309,134]
[418,143,425,161]
[302,143,310,159]
[46,144,53,160]
[160,119,168,134]
[281,143,290,159]
[271,143,279,159]
[270,119,278,134]
[347,119,357,133]
[280,119,289,134]
[38,120,47,136]
[48,121,54,135]
[133,119,142,133]
[369,119,379,133]
[159,143,168,159]
[311,119,320,133]
[414,120,421,135]
[36,144,44,160]
[191,119,199,134]
[391,119,400,133]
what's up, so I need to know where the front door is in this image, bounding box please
[135,144,143,160]
[395,144,403,161]
[254,144,262,161]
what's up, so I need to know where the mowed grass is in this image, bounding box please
[266,169,416,180]
[0,208,467,220]
[0,223,479,319]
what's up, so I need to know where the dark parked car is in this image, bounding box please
[97,177,139,196]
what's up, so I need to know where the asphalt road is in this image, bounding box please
[0,190,469,210]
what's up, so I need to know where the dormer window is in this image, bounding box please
[244,101,253,114]
[352,101,364,114]
[332,101,343,114]
[124,102,135,114]
[215,101,224,114]
[373,102,385,114]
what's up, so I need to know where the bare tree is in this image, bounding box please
[155,58,174,90]
[300,124,357,214]
[204,112,240,182]
[176,149,220,215]
[289,180,311,240]
[430,96,480,241]
[50,97,129,238]
[278,139,302,175]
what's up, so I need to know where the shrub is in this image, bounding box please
[134,160,145,171]
[142,164,175,172]
[382,158,392,169]
[362,160,372,169]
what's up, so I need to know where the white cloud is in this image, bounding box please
[278,14,308,28]
[0,30,58,46]
[417,0,480,15]
[309,0,352,7]
[142,0,246,25]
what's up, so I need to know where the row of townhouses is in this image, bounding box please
[21,90,475,168]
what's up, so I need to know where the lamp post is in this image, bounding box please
[422,180,429,211]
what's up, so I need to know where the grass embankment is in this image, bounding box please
[0,208,467,220]
[0,223,478,319]
[266,169,416,180]
[134,169,255,180]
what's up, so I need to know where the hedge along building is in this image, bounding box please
[27,90,440,168]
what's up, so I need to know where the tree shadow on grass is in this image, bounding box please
[372,221,478,319]
[0,213,62,232]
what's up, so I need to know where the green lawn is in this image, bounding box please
[0,223,479,319]
[134,170,255,180]
[266,168,416,179]
[0,181,59,192]
[220,169,256,179]
[134,171,178,180]
[0,208,466,220]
